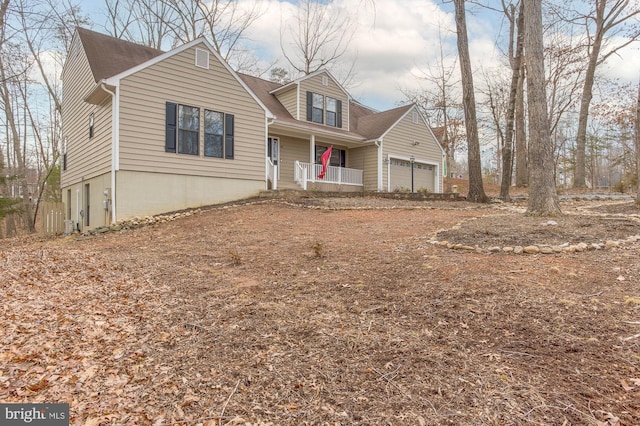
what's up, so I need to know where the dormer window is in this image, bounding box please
[312,93,324,124]
[326,97,337,127]
[306,92,342,128]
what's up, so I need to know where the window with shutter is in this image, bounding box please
[165,102,177,153]
[225,114,234,159]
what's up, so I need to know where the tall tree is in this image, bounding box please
[404,25,463,192]
[499,0,524,201]
[515,59,528,187]
[453,0,487,202]
[104,0,263,72]
[524,0,562,215]
[636,80,640,206]
[571,0,640,188]
[280,0,355,78]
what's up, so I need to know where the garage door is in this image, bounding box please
[390,159,435,192]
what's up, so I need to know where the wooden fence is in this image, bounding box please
[38,201,65,235]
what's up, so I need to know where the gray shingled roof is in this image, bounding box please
[353,104,413,140]
[75,27,413,141]
[239,73,413,141]
[76,28,163,82]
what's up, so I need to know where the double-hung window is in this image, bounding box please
[306,92,342,128]
[312,93,324,124]
[166,102,234,159]
[326,97,337,127]
[204,110,224,158]
[178,105,200,155]
[315,146,346,168]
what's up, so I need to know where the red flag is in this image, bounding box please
[317,146,333,179]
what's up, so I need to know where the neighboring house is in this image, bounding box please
[61,28,444,231]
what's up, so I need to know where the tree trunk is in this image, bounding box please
[524,0,561,216]
[515,64,528,187]
[636,81,640,206]
[500,1,524,201]
[453,0,487,203]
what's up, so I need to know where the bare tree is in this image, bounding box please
[566,0,640,188]
[515,58,528,187]
[524,0,561,216]
[453,0,487,202]
[498,0,524,201]
[405,26,463,191]
[636,80,640,206]
[280,0,355,77]
[104,0,263,71]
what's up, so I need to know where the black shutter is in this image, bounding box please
[225,114,234,159]
[63,153,67,171]
[306,91,313,121]
[336,100,342,128]
[165,102,177,153]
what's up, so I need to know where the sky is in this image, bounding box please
[79,0,640,113]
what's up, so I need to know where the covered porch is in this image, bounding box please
[265,124,379,192]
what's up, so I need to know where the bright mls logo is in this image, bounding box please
[1,404,69,425]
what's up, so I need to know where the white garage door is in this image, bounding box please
[390,159,435,192]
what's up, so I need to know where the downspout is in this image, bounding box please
[374,139,383,192]
[266,116,275,189]
[100,83,118,224]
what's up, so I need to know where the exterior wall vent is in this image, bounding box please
[195,48,209,69]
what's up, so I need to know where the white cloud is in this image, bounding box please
[236,0,511,111]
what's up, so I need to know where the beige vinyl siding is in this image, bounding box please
[117,43,266,181]
[275,87,298,119]
[63,172,111,230]
[349,145,378,191]
[116,170,264,219]
[300,73,348,129]
[277,135,310,185]
[61,37,112,188]
[383,111,443,192]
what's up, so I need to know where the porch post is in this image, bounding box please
[310,134,315,184]
[377,139,383,191]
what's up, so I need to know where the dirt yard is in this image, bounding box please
[1,193,639,425]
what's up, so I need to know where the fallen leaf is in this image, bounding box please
[620,378,635,391]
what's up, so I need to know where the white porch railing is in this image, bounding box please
[294,161,363,190]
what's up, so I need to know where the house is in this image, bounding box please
[61,28,445,231]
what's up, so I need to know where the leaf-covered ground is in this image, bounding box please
[1,196,639,425]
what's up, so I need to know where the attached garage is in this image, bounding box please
[389,158,436,192]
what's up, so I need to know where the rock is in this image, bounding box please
[546,220,558,226]
[461,245,475,251]
[488,246,501,253]
[605,240,619,248]
[514,246,524,254]
[524,245,540,254]
[503,247,514,253]
[552,246,563,253]
[539,246,554,254]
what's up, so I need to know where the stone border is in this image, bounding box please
[429,201,640,255]
[429,235,640,255]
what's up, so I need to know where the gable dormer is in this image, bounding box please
[270,69,350,130]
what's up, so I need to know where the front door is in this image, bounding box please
[267,137,279,166]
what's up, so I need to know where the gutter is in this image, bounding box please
[374,139,383,191]
[99,82,118,224]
